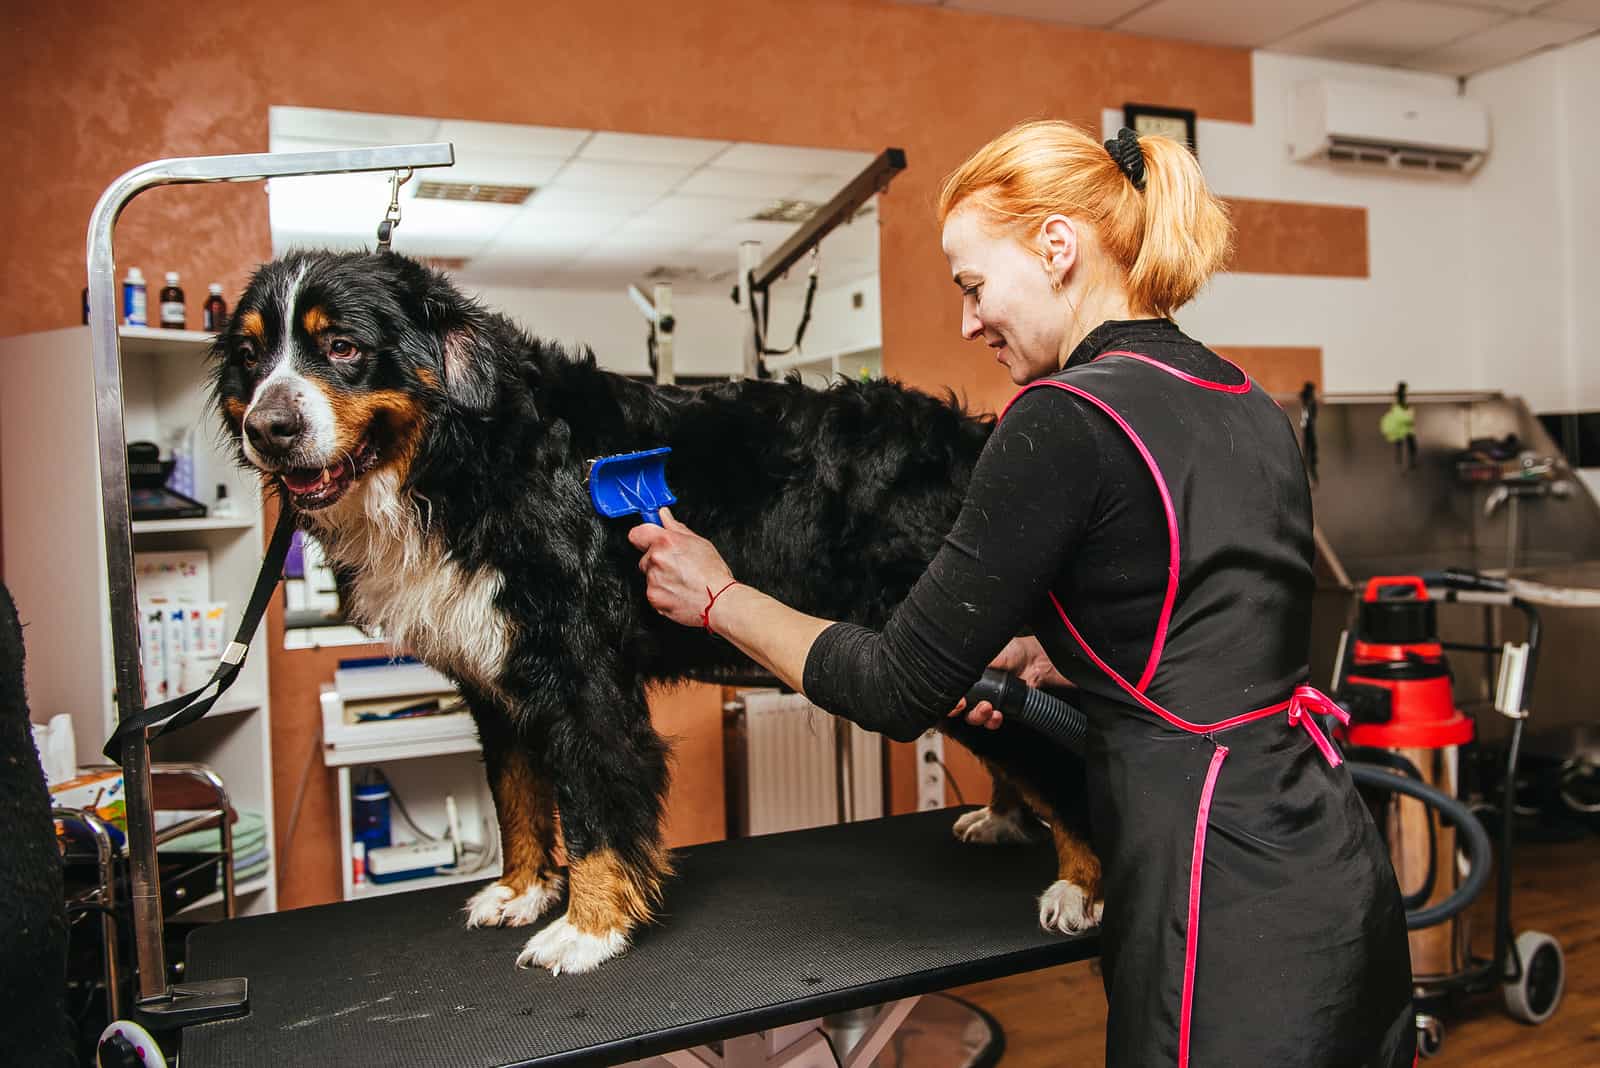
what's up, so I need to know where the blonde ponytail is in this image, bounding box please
[938,121,1232,319]
[1126,134,1232,317]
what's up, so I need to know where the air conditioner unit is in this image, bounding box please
[1289,80,1490,175]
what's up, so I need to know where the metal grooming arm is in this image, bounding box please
[630,282,676,385]
[738,148,906,379]
[86,142,454,1028]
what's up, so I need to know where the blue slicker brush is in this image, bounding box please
[587,447,677,526]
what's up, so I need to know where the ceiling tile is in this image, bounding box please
[431,119,591,158]
[548,159,693,196]
[945,0,1151,26]
[422,152,570,188]
[1538,0,1600,23]
[491,202,633,250]
[1115,0,1357,48]
[677,167,815,200]
[650,193,779,231]
[1270,0,1506,65]
[712,143,875,178]
[515,186,661,222]
[1406,14,1596,73]
[267,171,393,239]
[269,107,440,147]
[580,131,732,167]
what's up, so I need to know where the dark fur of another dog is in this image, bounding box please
[212,250,1095,973]
[0,584,74,1063]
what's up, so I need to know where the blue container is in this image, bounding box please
[352,782,391,852]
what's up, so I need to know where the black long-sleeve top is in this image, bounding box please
[800,318,1245,741]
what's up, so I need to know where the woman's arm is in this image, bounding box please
[627,511,828,692]
[630,389,1102,740]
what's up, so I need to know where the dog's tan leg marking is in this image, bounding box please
[1038,822,1104,934]
[464,751,562,929]
[516,845,673,975]
[986,773,1103,933]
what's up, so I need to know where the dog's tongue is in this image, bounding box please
[283,466,331,493]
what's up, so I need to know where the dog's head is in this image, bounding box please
[212,251,497,511]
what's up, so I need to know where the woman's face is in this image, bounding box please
[941,205,1068,386]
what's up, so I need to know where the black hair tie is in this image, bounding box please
[1104,127,1146,191]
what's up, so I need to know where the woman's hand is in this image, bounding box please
[948,636,1067,730]
[628,508,736,629]
[989,634,1069,689]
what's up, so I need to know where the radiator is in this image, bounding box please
[735,690,883,837]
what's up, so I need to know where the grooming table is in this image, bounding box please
[182,808,1099,1067]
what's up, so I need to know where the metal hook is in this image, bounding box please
[376,167,414,251]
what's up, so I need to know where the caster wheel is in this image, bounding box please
[98,1020,169,1068]
[1415,1012,1444,1058]
[1503,930,1565,1024]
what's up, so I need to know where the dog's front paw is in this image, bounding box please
[464,876,565,929]
[515,915,629,975]
[952,805,1044,845]
[1037,879,1103,934]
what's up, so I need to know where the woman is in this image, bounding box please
[630,120,1414,1067]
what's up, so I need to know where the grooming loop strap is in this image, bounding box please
[102,506,296,760]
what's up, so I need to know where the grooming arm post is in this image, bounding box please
[87,142,454,1025]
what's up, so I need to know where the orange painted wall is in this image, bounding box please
[2,0,1260,907]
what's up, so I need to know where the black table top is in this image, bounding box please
[183,807,1098,1067]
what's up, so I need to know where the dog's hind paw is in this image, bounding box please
[1037,879,1103,934]
[952,805,1044,845]
[515,915,629,976]
[464,877,565,929]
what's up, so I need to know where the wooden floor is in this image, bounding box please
[943,835,1599,1066]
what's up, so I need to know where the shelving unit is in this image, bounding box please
[320,662,500,902]
[0,324,278,916]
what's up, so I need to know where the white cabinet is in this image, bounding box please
[0,325,278,915]
[319,662,500,901]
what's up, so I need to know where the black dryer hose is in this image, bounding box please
[963,670,1492,931]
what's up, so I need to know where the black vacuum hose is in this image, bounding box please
[963,671,1491,931]
[963,669,1088,753]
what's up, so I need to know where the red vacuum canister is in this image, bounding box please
[1340,575,1474,980]
[1343,576,1474,750]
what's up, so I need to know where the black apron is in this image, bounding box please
[1004,350,1415,1067]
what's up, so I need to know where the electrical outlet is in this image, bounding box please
[915,729,945,811]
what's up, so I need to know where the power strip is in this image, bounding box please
[915,729,945,811]
[367,840,456,883]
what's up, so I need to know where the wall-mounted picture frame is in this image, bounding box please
[1123,103,1198,158]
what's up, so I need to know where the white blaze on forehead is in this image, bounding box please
[239,263,337,466]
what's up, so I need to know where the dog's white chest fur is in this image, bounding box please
[310,469,512,695]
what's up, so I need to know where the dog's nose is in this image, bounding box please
[244,404,304,456]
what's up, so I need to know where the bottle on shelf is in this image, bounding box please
[122,267,147,327]
[159,272,186,329]
[82,286,89,325]
[203,283,228,331]
[212,483,238,518]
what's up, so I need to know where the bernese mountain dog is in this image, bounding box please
[212,250,1097,974]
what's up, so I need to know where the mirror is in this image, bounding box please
[264,107,885,648]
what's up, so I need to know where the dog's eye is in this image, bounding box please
[329,339,361,361]
[238,343,258,370]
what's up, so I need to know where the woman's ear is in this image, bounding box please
[1038,214,1078,290]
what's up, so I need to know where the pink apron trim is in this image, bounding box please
[1179,744,1230,1068]
[1001,378,1178,693]
[1094,348,1252,394]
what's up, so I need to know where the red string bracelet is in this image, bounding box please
[702,580,740,636]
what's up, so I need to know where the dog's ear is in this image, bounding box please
[421,288,498,413]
